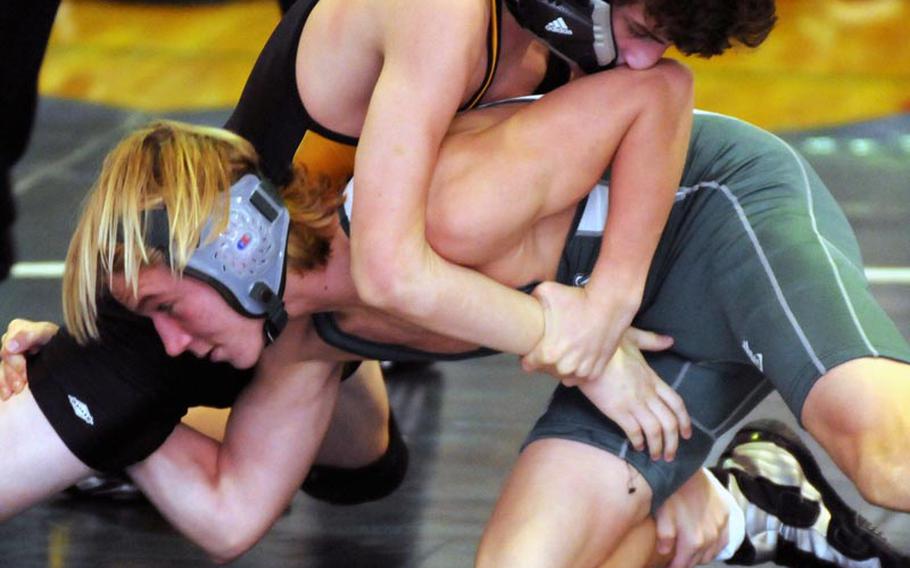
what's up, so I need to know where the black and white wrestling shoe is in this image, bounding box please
[714,419,909,568]
[65,472,144,502]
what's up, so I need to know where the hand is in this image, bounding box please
[654,469,730,568]
[522,282,638,381]
[575,327,691,461]
[0,319,59,400]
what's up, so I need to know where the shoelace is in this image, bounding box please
[829,512,890,558]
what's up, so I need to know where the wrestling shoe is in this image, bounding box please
[379,360,434,375]
[64,472,145,502]
[713,419,909,567]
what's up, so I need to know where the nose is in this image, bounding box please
[151,313,194,357]
[619,41,669,70]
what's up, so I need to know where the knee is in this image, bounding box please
[843,411,910,509]
[853,452,910,510]
[424,199,474,262]
[477,525,569,568]
[803,359,910,509]
[637,59,694,111]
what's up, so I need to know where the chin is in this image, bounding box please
[231,349,262,370]
[210,346,256,369]
[232,357,258,370]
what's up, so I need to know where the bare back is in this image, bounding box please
[295,0,538,138]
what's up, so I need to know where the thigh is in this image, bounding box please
[0,386,91,521]
[478,438,652,568]
[637,140,910,422]
[526,352,772,512]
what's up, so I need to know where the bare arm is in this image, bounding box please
[349,0,545,355]
[128,358,342,563]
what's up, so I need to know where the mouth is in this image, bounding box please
[208,346,222,363]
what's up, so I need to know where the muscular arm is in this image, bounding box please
[128,358,341,563]
[350,0,545,355]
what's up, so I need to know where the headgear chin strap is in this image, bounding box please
[505,0,617,74]
[144,173,292,345]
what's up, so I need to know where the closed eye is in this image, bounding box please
[155,302,175,316]
[628,21,667,44]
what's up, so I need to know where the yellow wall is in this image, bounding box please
[40,0,910,130]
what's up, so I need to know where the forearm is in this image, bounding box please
[128,427,273,563]
[129,360,340,562]
[360,237,545,355]
[355,224,546,354]
[583,184,670,312]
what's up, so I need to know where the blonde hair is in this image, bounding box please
[63,120,343,344]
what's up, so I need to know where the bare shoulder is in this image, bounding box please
[378,0,489,53]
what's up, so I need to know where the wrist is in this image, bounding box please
[584,276,644,315]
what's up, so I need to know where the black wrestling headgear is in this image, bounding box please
[505,0,617,73]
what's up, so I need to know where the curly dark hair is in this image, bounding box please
[617,0,777,58]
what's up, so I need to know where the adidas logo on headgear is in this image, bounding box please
[545,17,573,35]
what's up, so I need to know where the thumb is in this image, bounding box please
[627,327,674,352]
[654,509,676,555]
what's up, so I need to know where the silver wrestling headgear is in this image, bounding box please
[144,174,291,344]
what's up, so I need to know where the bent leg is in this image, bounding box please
[427,60,693,265]
[0,386,92,521]
[597,519,663,568]
[477,438,652,568]
[802,357,910,510]
[313,360,390,468]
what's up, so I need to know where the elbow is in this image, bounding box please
[193,505,266,564]
[209,547,249,566]
[350,247,433,315]
[202,524,260,564]
[646,59,694,111]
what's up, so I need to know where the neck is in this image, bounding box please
[282,227,359,319]
[500,6,536,58]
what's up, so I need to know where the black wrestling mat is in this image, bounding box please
[1,98,907,567]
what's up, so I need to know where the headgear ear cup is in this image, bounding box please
[505,0,617,73]
[144,174,292,344]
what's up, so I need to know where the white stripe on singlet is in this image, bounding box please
[697,179,828,375]
[693,110,880,358]
[779,140,879,356]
